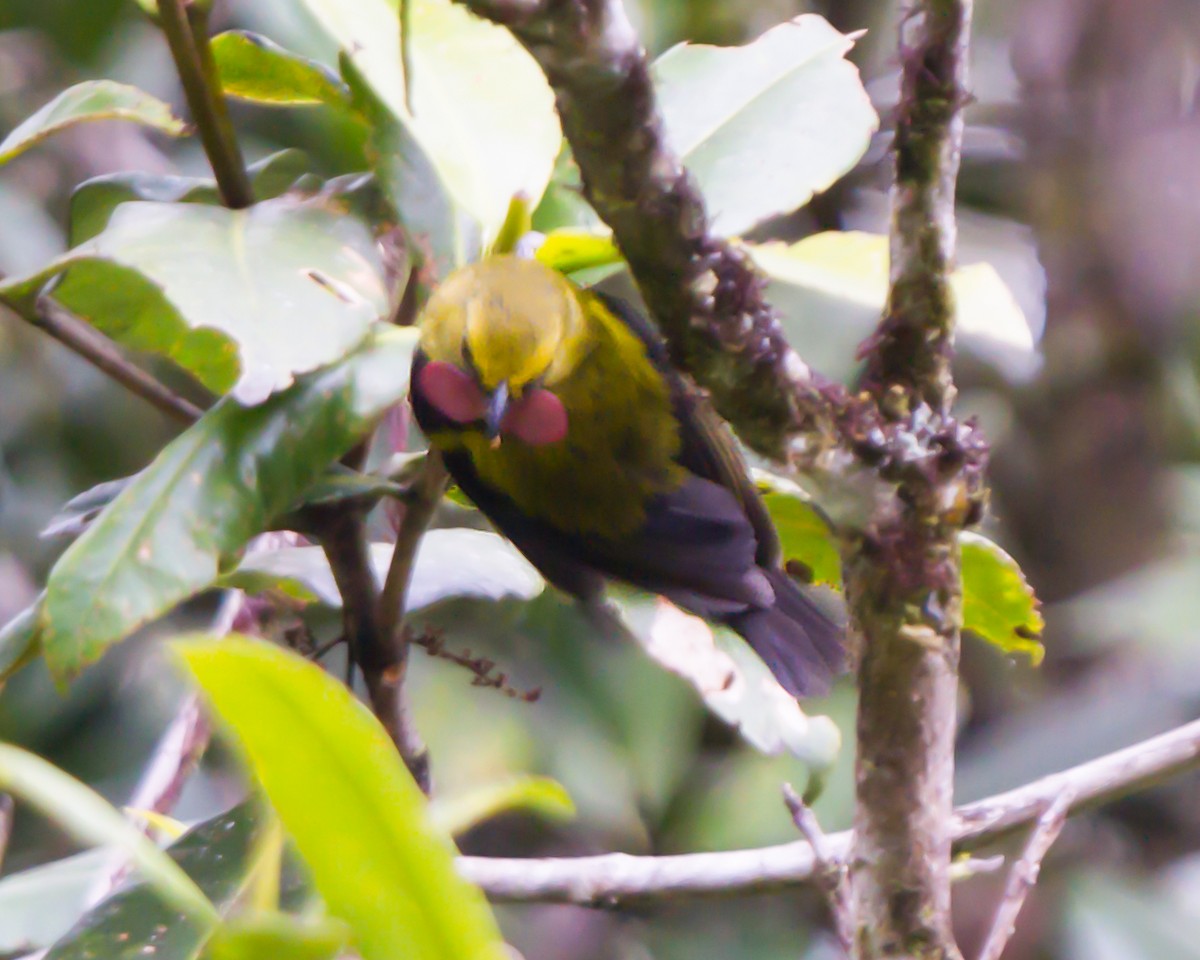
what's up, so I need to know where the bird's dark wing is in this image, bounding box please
[438,444,771,610]
[590,291,782,567]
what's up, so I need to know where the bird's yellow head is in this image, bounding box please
[416,256,583,445]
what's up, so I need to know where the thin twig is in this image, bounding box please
[379,451,448,642]
[975,785,1076,960]
[157,0,253,209]
[29,297,203,424]
[783,783,852,955]
[412,629,541,702]
[320,509,431,792]
[456,718,1200,905]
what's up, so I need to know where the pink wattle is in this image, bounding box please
[503,388,569,446]
[418,361,486,424]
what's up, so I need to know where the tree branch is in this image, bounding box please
[157,0,253,209]
[845,1,976,956]
[456,718,1200,905]
[379,452,448,643]
[784,783,853,955]
[320,509,431,792]
[26,297,203,424]
[975,785,1074,960]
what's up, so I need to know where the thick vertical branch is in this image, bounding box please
[861,2,970,414]
[848,1,976,958]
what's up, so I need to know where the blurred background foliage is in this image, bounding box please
[1,0,1199,958]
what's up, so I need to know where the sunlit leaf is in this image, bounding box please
[0,196,387,404]
[0,81,187,165]
[0,745,218,929]
[212,31,349,106]
[615,595,841,771]
[301,0,560,248]
[429,776,574,836]
[175,635,508,960]
[36,328,418,682]
[653,16,877,237]
[45,803,266,960]
[748,231,1037,381]
[960,532,1044,663]
[223,530,544,612]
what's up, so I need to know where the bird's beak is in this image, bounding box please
[483,381,510,442]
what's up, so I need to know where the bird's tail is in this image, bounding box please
[726,570,845,698]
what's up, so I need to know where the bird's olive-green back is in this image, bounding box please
[424,281,686,538]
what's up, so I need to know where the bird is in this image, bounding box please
[409,254,844,697]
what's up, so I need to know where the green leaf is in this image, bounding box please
[761,490,842,588]
[652,16,877,237]
[203,914,350,960]
[960,532,1044,663]
[46,803,267,960]
[301,0,560,248]
[223,530,545,611]
[0,80,187,165]
[175,635,508,960]
[212,31,349,106]
[429,777,574,836]
[0,196,388,403]
[748,231,1037,382]
[37,328,418,681]
[613,593,841,771]
[0,744,218,929]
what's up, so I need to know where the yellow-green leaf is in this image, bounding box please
[960,532,1044,663]
[212,32,349,106]
[175,635,507,960]
[761,491,842,588]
